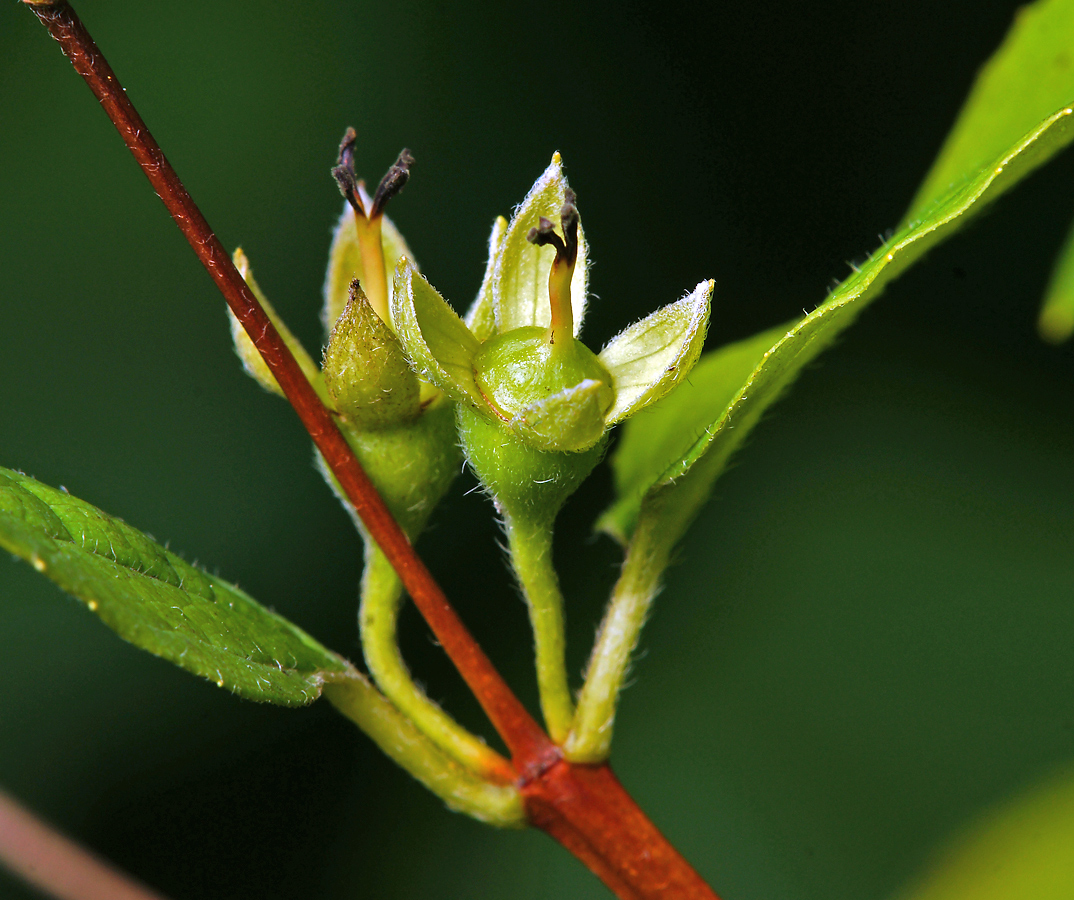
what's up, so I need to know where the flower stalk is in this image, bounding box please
[566,499,674,762]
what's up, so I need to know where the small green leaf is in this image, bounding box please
[1038,209,1074,343]
[599,279,713,425]
[0,467,352,706]
[599,323,787,542]
[229,248,324,400]
[603,106,1074,544]
[465,215,507,343]
[323,280,421,428]
[490,153,589,336]
[391,258,484,409]
[512,378,610,452]
[323,201,416,336]
[906,0,1074,222]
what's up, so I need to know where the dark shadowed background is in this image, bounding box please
[2,2,1073,898]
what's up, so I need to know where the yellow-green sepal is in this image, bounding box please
[489,153,589,336]
[465,215,507,343]
[510,379,611,453]
[228,248,325,402]
[391,258,485,409]
[599,279,713,424]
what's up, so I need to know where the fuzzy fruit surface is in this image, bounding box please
[473,327,614,420]
[344,400,460,538]
[457,403,608,520]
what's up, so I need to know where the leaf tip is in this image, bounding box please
[1038,303,1074,344]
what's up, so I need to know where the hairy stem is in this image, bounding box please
[503,509,574,744]
[325,673,523,826]
[360,544,516,782]
[565,511,671,762]
[522,762,719,900]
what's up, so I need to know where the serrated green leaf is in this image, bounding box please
[603,106,1074,545]
[599,279,713,425]
[599,322,787,542]
[0,467,352,706]
[906,0,1074,223]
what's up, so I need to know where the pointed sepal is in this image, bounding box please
[490,153,588,336]
[511,378,610,452]
[465,215,507,343]
[323,281,421,429]
[599,279,713,424]
[391,258,484,409]
[228,248,323,399]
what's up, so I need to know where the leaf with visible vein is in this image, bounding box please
[0,466,352,706]
[603,106,1074,546]
[906,0,1074,222]
[896,0,1074,342]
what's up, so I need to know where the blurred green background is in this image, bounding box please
[2,1,1073,898]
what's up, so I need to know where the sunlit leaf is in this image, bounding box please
[900,0,1074,343]
[603,107,1074,545]
[906,0,1074,222]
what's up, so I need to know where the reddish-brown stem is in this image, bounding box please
[0,788,170,900]
[23,0,546,767]
[22,3,721,898]
[523,763,719,900]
